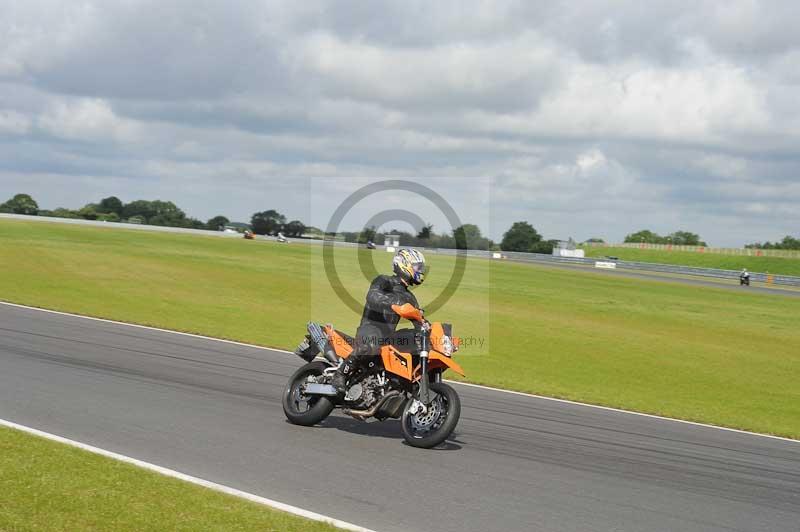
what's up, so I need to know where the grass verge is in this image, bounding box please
[1,219,799,438]
[583,245,800,276]
[0,425,341,531]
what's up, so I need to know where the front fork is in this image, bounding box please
[412,358,441,415]
[417,327,437,404]
[419,352,431,404]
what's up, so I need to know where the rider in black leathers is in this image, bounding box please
[331,248,427,393]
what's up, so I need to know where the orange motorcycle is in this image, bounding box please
[283,304,463,448]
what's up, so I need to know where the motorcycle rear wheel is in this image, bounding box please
[282,361,335,426]
[401,382,460,448]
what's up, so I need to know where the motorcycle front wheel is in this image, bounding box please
[401,382,460,448]
[282,361,335,426]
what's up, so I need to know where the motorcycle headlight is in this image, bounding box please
[441,335,453,357]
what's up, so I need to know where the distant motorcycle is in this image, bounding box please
[276,232,289,243]
[243,230,255,240]
[366,240,376,250]
[740,270,751,286]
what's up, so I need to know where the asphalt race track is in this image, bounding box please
[1,303,798,532]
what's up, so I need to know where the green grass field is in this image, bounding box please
[0,426,338,532]
[583,245,800,276]
[2,219,799,439]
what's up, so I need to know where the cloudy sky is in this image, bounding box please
[1,0,798,246]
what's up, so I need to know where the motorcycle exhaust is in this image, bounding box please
[307,322,340,365]
[293,336,319,363]
[343,390,403,420]
[303,383,339,396]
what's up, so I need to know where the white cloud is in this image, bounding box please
[37,98,141,142]
[0,1,799,247]
[461,57,771,146]
[0,110,31,135]
[0,1,96,77]
[694,154,750,180]
[293,30,560,110]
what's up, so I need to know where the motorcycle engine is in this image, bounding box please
[344,373,385,408]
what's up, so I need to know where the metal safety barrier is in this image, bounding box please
[494,251,800,287]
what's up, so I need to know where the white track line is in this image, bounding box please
[0,418,375,532]
[1,300,797,445]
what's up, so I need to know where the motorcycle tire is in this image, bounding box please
[401,382,460,449]
[282,361,335,426]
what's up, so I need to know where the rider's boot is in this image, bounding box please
[331,357,357,395]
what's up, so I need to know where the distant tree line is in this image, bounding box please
[0,192,311,237]
[0,193,39,215]
[499,221,559,254]
[745,236,800,250]
[0,193,610,254]
[336,223,496,251]
[0,193,229,231]
[0,193,573,252]
[249,209,307,237]
[346,220,585,254]
[623,229,708,247]
[4,192,736,253]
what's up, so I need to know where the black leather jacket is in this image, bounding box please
[360,274,419,338]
